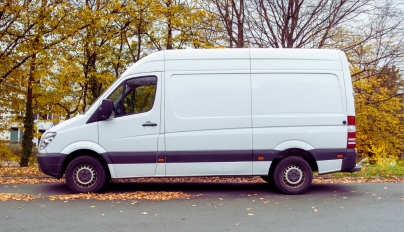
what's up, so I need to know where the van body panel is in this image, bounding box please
[165,129,252,152]
[317,159,343,174]
[165,73,251,133]
[37,49,359,185]
[165,59,250,71]
[273,140,315,151]
[98,72,162,177]
[166,162,252,176]
[113,164,158,178]
[253,126,346,151]
[165,129,253,175]
[107,164,117,178]
[251,59,342,70]
[60,141,107,155]
[250,48,341,60]
[339,51,356,116]
[155,134,166,176]
[164,71,253,176]
[251,72,346,127]
[165,49,249,60]
[253,161,273,175]
[45,115,98,154]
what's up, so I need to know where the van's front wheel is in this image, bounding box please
[273,156,312,195]
[65,156,106,193]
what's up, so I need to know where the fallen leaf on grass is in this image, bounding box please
[0,193,41,201]
[0,176,64,184]
[47,191,197,201]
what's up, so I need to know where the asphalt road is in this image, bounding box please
[0,181,403,232]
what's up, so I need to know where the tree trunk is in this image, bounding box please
[20,56,36,167]
[167,22,173,49]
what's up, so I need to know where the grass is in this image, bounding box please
[0,167,48,177]
[314,165,404,178]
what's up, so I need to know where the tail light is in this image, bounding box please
[347,116,356,149]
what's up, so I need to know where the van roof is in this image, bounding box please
[164,48,341,60]
[121,48,342,77]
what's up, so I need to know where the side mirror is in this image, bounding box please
[100,99,113,120]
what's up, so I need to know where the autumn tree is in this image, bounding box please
[196,0,247,48]
[1,0,85,166]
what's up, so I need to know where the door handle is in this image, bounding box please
[142,123,157,127]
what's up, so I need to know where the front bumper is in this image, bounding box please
[37,153,63,178]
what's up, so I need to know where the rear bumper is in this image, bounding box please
[347,165,362,172]
[341,149,361,172]
[37,153,63,178]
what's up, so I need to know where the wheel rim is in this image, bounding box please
[73,164,97,188]
[282,164,305,188]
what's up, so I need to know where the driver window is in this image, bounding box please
[123,76,157,115]
[107,85,123,117]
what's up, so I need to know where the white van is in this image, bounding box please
[37,49,360,194]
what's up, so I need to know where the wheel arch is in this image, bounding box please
[269,148,318,173]
[61,149,112,180]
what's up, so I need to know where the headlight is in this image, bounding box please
[39,132,57,150]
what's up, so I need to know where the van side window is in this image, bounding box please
[123,76,157,115]
[108,85,124,117]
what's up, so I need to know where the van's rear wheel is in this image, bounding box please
[273,156,312,195]
[65,156,106,193]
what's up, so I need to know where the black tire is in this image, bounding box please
[65,156,106,193]
[272,156,312,195]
